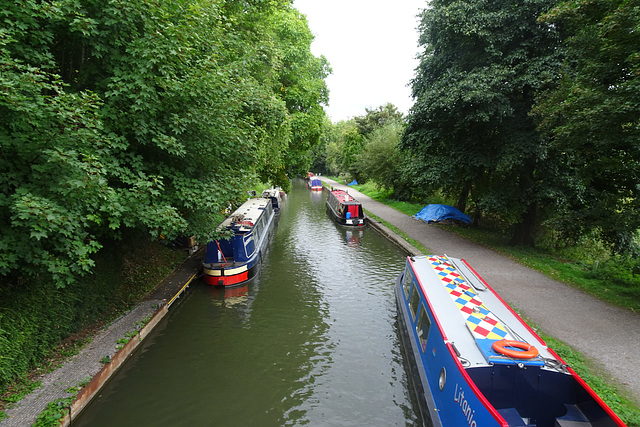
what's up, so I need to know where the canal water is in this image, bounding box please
[74,179,420,426]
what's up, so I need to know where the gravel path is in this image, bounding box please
[322,177,640,405]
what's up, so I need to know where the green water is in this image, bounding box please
[74,179,419,426]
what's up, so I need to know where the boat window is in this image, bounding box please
[402,269,413,300]
[409,286,420,321]
[416,306,431,352]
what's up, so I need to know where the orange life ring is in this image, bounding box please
[492,339,539,359]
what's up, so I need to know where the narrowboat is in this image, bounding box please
[260,187,283,213]
[202,198,275,287]
[396,255,626,427]
[326,189,365,226]
[308,177,323,191]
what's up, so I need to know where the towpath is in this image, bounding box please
[321,177,640,405]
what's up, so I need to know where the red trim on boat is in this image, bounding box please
[565,366,627,426]
[447,342,509,427]
[203,270,249,287]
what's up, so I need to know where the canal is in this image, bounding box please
[74,179,420,426]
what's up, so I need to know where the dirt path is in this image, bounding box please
[322,177,640,405]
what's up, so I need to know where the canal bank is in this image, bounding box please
[321,177,640,407]
[0,251,204,427]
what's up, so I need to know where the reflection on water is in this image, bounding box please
[74,179,419,426]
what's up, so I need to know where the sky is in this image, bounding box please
[292,0,427,122]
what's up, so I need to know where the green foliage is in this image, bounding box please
[323,119,358,176]
[0,238,185,392]
[533,0,640,255]
[403,0,562,245]
[1,376,41,407]
[356,121,403,190]
[322,104,403,182]
[33,376,91,427]
[0,0,329,288]
[33,397,73,427]
[354,103,403,137]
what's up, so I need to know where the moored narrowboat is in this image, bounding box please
[202,198,275,287]
[326,189,365,226]
[308,177,323,191]
[260,187,283,213]
[396,255,626,427]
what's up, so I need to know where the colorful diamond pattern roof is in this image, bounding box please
[428,256,511,341]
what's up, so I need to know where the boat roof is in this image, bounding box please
[331,189,360,205]
[219,198,271,232]
[261,188,281,199]
[410,255,557,369]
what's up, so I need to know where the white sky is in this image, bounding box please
[292,0,426,122]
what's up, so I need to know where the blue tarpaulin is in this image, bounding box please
[414,204,472,224]
[347,180,358,186]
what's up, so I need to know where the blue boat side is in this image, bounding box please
[396,255,625,427]
[203,198,275,286]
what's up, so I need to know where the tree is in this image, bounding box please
[533,0,640,254]
[0,0,329,287]
[356,121,403,190]
[354,103,404,137]
[403,0,561,245]
[267,7,331,187]
[0,1,126,285]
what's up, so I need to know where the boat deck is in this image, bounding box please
[332,189,359,204]
[412,255,555,368]
[218,198,271,232]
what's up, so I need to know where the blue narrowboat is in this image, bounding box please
[308,177,323,191]
[396,255,626,427]
[202,198,275,287]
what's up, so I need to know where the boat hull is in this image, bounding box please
[395,274,439,427]
[202,264,251,287]
[325,207,366,226]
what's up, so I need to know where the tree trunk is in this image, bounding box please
[455,184,470,213]
[510,201,537,247]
